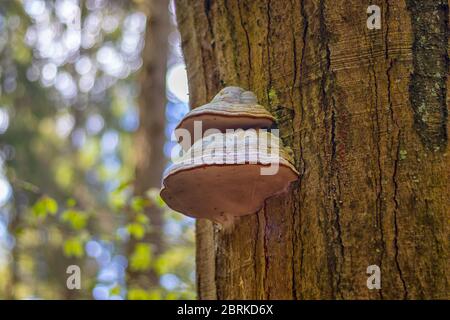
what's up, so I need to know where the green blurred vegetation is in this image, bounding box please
[0,0,194,299]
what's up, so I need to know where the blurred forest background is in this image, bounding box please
[0,0,194,299]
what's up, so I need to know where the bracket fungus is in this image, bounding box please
[161,105,299,225]
[175,86,276,150]
[161,86,298,225]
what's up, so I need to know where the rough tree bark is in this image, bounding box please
[176,0,449,299]
[129,0,169,289]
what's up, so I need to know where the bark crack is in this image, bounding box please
[392,131,408,299]
[365,16,386,292]
[289,0,298,110]
[291,191,299,300]
[331,107,345,298]
[237,1,252,88]
[319,0,344,299]
[265,0,273,106]
[263,206,270,299]
[385,0,406,299]
[254,210,260,297]
[373,60,386,279]
[299,0,308,124]
[291,0,309,299]
[223,0,240,82]
[381,0,396,300]
[204,0,214,38]
[196,0,214,98]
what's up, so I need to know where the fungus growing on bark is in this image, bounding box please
[175,86,276,150]
[160,130,298,225]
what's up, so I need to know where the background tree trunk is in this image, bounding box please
[175,0,449,299]
[129,0,170,289]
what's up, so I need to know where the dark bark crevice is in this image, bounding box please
[319,0,345,299]
[295,0,308,299]
[392,131,408,299]
[262,207,269,299]
[237,1,253,89]
[265,0,273,107]
[366,21,386,295]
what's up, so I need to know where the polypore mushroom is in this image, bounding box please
[175,86,275,150]
[160,130,298,225]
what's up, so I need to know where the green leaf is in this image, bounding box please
[32,196,58,218]
[166,292,179,300]
[110,190,127,210]
[130,196,150,213]
[32,200,47,218]
[108,181,134,211]
[136,213,149,225]
[154,247,192,275]
[110,285,121,296]
[66,198,77,208]
[148,289,163,300]
[116,180,133,192]
[45,197,58,215]
[63,237,84,258]
[127,288,152,300]
[126,223,145,240]
[61,209,88,230]
[129,243,152,271]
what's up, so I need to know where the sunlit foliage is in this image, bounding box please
[0,0,193,300]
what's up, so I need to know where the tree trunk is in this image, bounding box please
[129,0,170,289]
[175,0,449,299]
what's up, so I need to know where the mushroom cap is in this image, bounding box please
[175,87,275,149]
[160,131,298,223]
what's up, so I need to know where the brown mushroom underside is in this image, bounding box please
[160,163,298,222]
